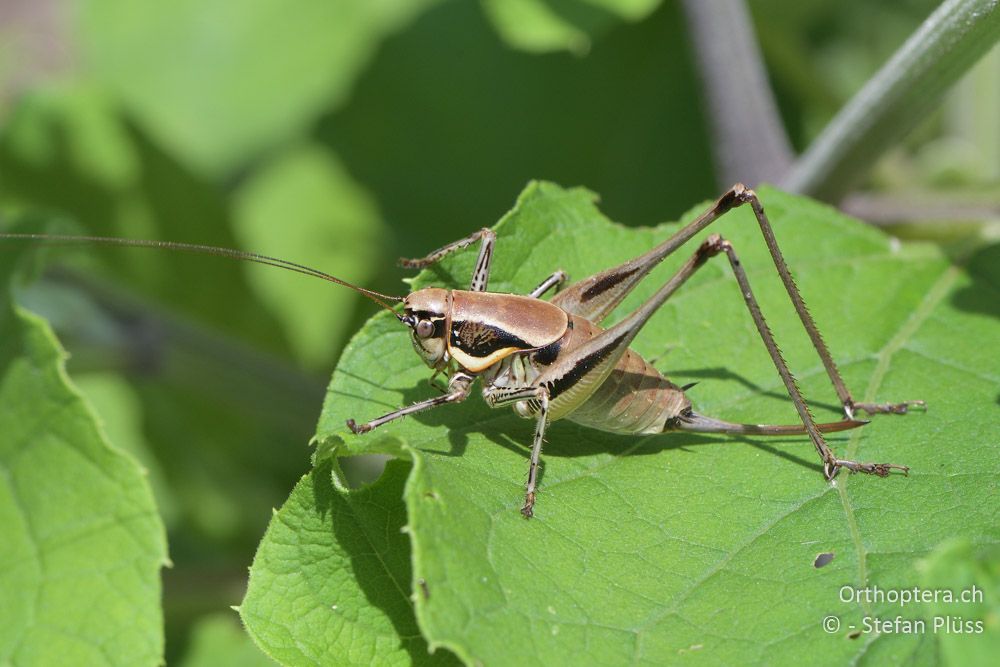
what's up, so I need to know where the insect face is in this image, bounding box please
[402,288,450,370]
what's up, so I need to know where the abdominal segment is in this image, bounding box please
[564,347,690,435]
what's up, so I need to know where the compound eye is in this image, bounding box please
[415,319,434,339]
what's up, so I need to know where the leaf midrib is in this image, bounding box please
[835,263,961,629]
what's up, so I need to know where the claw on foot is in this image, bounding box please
[869,463,910,477]
[852,400,926,416]
[834,459,909,477]
[521,492,536,519]
[346,419,372,435]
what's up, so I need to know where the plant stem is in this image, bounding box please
[680,0,793,188]
[841,191,1000,225]
[783,0,1000,202]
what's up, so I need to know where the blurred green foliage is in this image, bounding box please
[0,0,996,663]
[0,237,167,665]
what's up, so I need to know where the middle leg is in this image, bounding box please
[483,383,552,518]
[529,270,568,298]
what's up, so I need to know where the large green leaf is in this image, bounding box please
[78,0,440,176]
[0,247,168,664]
[179,613,276,667]
[308,183,996,664]
[233,143,386,369]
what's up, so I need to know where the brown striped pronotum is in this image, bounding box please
[1,184,923,517]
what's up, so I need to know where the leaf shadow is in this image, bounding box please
[395,372,841,485]
[409,263,465,291]
[951,242,1000,320]
[666,365,843,415]
[313,459,459,666]
[330,367,415,411]
[534,423,830,484]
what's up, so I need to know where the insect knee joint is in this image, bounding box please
[346,419,372,435]
[696,234,731,264]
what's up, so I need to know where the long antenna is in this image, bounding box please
[0,232,404,315]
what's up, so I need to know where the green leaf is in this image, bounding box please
[481,0,661,54]
[316,182,998,664]
[241,459,459,666]
[78,0,440,176]
[0,88,323,551]
[0,83,295,353]
[72,373,180,527]
[481,0,591,54]
[0,245,168,665]
[917,537,1000,666]
[233,143,386,368]
[0,83,139,191]
[179,613,276,667]
[321,0,713,233]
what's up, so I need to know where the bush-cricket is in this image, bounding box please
[1,184,924,517]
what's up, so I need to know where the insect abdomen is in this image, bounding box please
[566,347,690,435]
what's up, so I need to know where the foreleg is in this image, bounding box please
[347,372,473,434]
